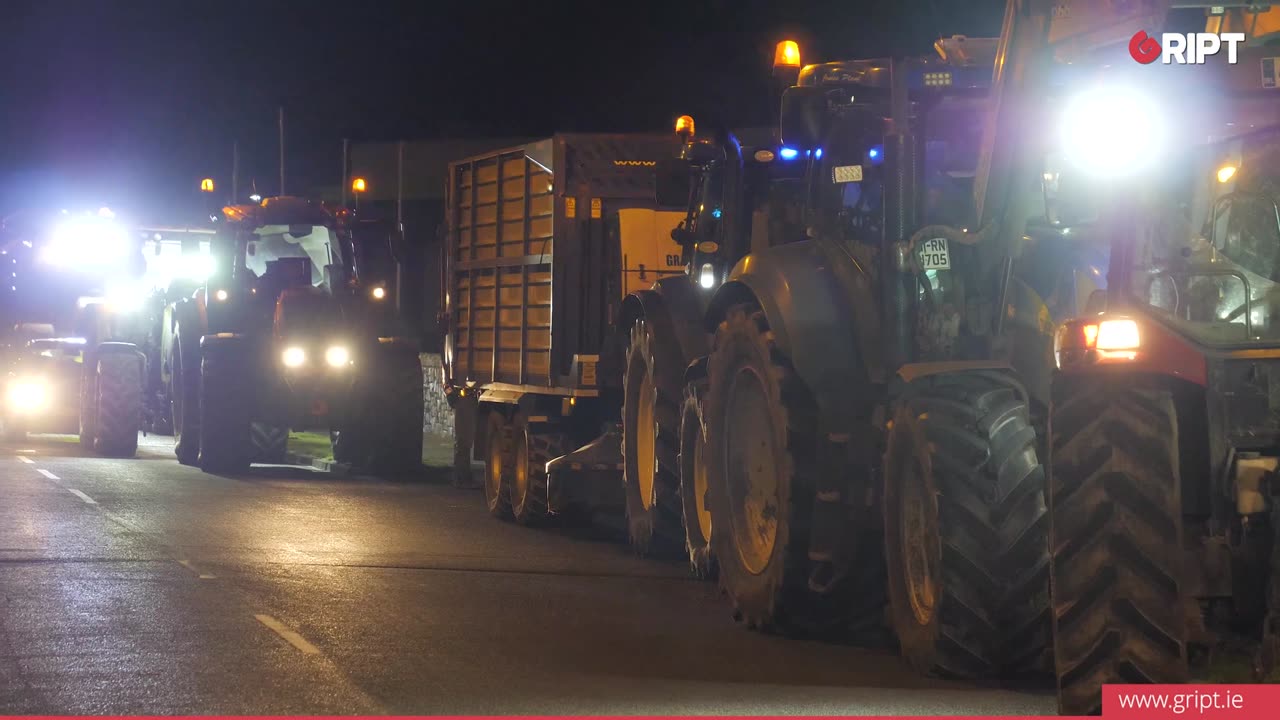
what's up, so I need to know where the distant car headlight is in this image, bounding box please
[371,286,386,300]
[325,346,350,368]
[7,378,49,413]
[281,347,306,368]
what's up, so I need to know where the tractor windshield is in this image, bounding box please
[1126,127,1280,346]
[245,224,342,289]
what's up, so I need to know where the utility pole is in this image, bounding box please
[231,140,239,204]
[341,138,350,208]
[278,106,286,196]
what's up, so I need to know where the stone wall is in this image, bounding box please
[420,353,453,437]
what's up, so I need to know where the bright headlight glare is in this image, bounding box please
[1059,86,1166,178]
[281,347,306,368]
[371,286,386,300]
[325,346,350,367]
[105,282,147,313]
[214,289,229,302]
[42,220,130,267]
[699,263,716,289]
[7,379,48,412]
[1096,318,1140,351]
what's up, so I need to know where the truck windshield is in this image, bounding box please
[1125,127,1280,346]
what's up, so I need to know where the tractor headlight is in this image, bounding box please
[371,286,386,300]
[40,219,131,268]
[324,345,350,368]
[7,378,49,413]
[214,289,229,302]
[281,346,306,368]
[1059,85,1167,178]
[105,281,148,313]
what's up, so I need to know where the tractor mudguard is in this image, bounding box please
[704,239,883,433]
[620,274,711,374]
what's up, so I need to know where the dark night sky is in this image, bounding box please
[0,0,1005,221]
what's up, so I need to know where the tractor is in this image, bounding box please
[165,196,422,474]
[1048,12,1280,714]
[0,208,149,455]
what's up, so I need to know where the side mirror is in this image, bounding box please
[779,86,830,150]
[655,155,691,208]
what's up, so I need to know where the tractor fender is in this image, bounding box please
[619,274,711,373]
[704,239,884,433]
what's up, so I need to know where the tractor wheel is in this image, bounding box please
[883,371,1049,681]
[92,352,142,458]
[197,341,251,474]
[250,422,289,464]
[170,329,201,466]
[510,414,567,526]
[1050,376,1188,715]
[704,304,857,633]
[364,351,424,475]
[679,381,716,580]
[622,318,684,557]
[483,411,513,519]
[79,364,97,450]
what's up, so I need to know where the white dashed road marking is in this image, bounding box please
[37,469,59,480]
[67,489,97,505]
[176,559,217,579]
[16,456,33,464]
[254,614,321,655]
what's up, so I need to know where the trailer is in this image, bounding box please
[443,134,688,523]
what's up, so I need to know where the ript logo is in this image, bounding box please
[1129,30,1245,64]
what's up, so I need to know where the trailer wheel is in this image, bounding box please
[1050,377,1188,714]
[92,352,142,458]
[484,411,512,519]
[171,329,201,466]
[250,422,289,464]
[883,371,1049,681]
[679,381,715,580]
[197,341,251,474]
[622,318,684,557]
[511,414,566,526]
[705,303,851,632]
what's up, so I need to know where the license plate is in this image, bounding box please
[832,165,863,183]
[917,237,951,270]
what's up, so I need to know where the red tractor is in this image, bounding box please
[1048,37,1280,714]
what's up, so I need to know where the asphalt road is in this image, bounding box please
[0,433,1055,715]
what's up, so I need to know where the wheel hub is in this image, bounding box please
[725,367,779,575]
[512,430,530,511]
[901,453,940,626]
[693,425,712,543]
[636,367,657,511]
[486,431,504,500]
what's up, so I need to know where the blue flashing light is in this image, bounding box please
[779,147,800,160]
[868,144,884,165]
[711,208,722,219]
[814,148,823,159]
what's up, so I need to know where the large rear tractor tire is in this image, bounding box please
[510,414,567,526]
[171,330,201,466]
[364,351,424,475]
[484,411,513,520]
[92,352,142,458]
[622,318,684,557]
[250,422,289,464]
[883,371,1049,681]
[1050,376,1188,715]
[704,304,863,634]
[679,380,715,580]
[197,341,251,474]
